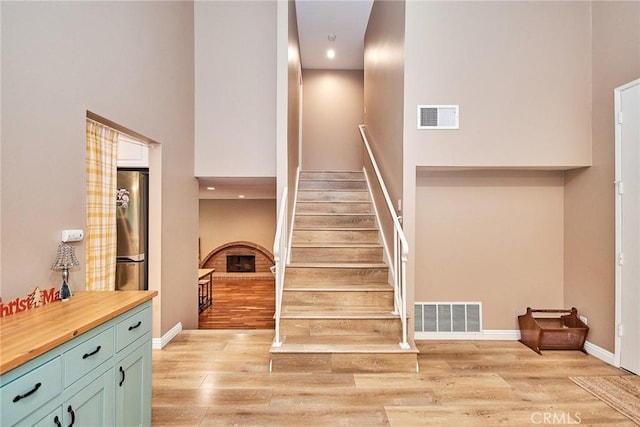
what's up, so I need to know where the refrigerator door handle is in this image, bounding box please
[117,254,145,262]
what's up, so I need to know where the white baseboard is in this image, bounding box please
[415,330,617,367]
[415,329,520,341]
[584,340,616,365]
[152,322,182,350]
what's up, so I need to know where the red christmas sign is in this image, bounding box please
[0,287,61,318]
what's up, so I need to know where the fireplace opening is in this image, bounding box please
[226,255,256,273]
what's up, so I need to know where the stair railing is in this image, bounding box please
[358,125,411,350]
[272,186,288,348]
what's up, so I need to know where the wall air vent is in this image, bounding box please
[417,105,459,129]
[414,302,482,332]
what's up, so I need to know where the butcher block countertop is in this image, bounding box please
[0,290,157,375]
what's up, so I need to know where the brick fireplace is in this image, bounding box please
[200,241,274,275]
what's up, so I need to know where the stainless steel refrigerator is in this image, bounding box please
[116,169,148,291]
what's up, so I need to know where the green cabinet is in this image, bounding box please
[1,301,152,427]
[17,368,115,427]
[65,368,115,426]
[115,342,151,426]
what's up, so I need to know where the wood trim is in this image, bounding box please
[86,111,160,146]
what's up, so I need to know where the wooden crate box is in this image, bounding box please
[518,307,589,354]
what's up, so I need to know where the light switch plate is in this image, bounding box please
[61,229,84,242]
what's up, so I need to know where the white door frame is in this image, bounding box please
[614,78,640,369]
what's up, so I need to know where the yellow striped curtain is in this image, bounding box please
[85,119,118,291]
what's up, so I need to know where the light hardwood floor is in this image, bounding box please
[152,330,634,426]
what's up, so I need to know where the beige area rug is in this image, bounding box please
[570,375,640,425]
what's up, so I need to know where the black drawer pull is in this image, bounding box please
[12,382,42,402]
[67,405,75,427]
[119,366,126,387]
[82,345,102,359]
[54,415,62,427]
[128,321,142,331]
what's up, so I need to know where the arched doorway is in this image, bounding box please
[198,241,275,329]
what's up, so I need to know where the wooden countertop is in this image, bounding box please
[0,290,157,375]
[198,268,214,279]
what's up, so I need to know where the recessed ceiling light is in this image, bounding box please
[206,186,216,191]
[328,34,336,42]
[327,49,335,59]
[238,194,245,199]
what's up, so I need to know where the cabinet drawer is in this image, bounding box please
[64,328,114,387]
[14,400,62,427]
[1,356,62,426]
[116,306,151,352]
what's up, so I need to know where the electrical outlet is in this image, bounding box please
[579,315,588,325]
[397,199,402,212]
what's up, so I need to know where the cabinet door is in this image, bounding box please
[64,368,114,426]
[115,342,151,427]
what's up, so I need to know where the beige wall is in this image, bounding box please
[403,1,592,169]
[400,1,597,338]
[564,1,640,351]
[286,0,302,236]
[302,69,364,171]
[362,0,406,282]
[365,1,640,351]
[1,1,198,335]
[363,0,405,208]
[416,170,565,329]
[194,1,277,178]
[199,199,276,263]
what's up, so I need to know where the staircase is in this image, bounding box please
[269,171,418,373]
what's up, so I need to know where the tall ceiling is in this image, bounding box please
[296,0,374,70]
[198,0,373,199]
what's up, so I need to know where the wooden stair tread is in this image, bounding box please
[271,170,417,373]
[271,345,416,354]
[299,178,366,183]
[284,283,392,291]
[297,200,369,203]
[293,225,378,231]
[291,242,382,248]
[280,311,397,319]
[272,339,418,354]
[298,188,369,192]
[301,169,362,171]
[296,212,374,217]
[288,262,387,268]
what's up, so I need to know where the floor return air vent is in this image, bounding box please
[414,302,482,333]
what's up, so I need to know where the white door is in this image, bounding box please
[616,78,640,374]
